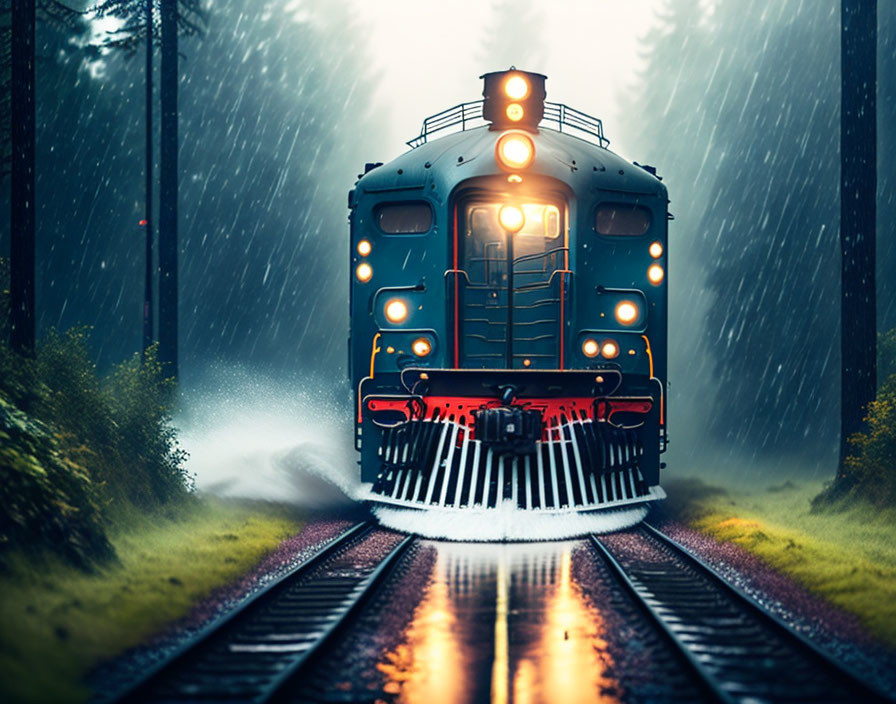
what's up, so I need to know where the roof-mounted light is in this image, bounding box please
[481,68,547,130]
[505,75,529,100]
[496,132,535,171]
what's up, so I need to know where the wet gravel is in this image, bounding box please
[652,517,896,698]
[571,541,711,704]
[284,539,438,702]
[90,517,359,703]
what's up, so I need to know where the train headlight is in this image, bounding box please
[498,205,525,233]
[615,300,639,325]
[506,103,524,122]
[355,263,372,283]
[582,338,600,358]
[496,132,535,170]
[601,340,620,359]
[411,337,432,357]
[649,241,663,259]
[505,74,529,100]
[357,240,372,256]
[384,299,408,323]
[648,264,665,285]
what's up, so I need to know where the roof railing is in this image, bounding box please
[406,100,610,149]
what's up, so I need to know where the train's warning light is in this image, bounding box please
[356,263,372,283]
[649,241,663,258]
[582,339,600,358]
[496,132,535,170]
[499,205,525,233]
[482,69,546,129]
[615,301,639,325]
[412,338,432,357]
[357,239,372,256]
[507,174,523,184]
[138,219,148,226]
[384,299,408,323]
[648,264,665,285]
[601,340,620,359]
[505,75,529,100]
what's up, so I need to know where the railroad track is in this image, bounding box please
[112,521,414,704]
[592,523,894,704]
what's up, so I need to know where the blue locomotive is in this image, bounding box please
[348,70,668,530]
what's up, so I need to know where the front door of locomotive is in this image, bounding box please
[455,198,568,370]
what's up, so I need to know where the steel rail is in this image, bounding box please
[589,533,734,704]
[110,521,372,703]
[593,526,895,704]
[642,522,894,704]
[262,533,415,702]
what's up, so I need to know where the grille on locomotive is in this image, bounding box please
[349,69,668,516]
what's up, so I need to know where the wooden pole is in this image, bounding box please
[159,0,178,378]
[10,0,36,354]
[839,0,877,469]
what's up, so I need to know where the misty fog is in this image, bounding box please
[1,0,893,492]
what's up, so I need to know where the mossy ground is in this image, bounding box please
[0,498,302,704]
[664,477,896,647]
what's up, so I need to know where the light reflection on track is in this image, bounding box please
[376,541,621,703]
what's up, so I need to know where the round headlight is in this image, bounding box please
[411,337,432,357]
[601,340,620,359]
[496,132,535,170]
[506,103,524,122]
[649,241,663,259]
[648,264,665,285]
[384,299,408,323]
[355,263,372,283]
[505,75,529,100]
[498,205,525,233]
[615,301,639,325]
[357,240,372,256]
[582,338,600,358]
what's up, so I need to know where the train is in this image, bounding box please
[348,69,669,537]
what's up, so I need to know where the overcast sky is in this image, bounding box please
[354,0,662,161]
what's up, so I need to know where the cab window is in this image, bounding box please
[595,203,651,236]
[377,202,432,234]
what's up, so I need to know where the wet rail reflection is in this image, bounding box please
[377,541,621,703]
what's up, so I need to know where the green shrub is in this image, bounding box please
[831,375,896,507]
[0,395,113,568]
[0,329,190,567]
[815,328,896,509]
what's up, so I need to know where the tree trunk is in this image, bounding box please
[10,0,36,354]
[839,0,877,470]
[143,0,154,356]
[159,0,178,377]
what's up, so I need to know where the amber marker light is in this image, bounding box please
[648,264,665,285]
[601,340,620,359]
[496,132,535,170]
[499,205,525,233]
[411,337,432,357]
[357,240,372,256]
[506,103,524,122]
[505,74,529,100]
[615,300,639,325]
[582,338,600,358]
[384,298,408,323]
[649,241,663,258]
[355,263,372,283]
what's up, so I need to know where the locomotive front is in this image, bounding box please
[348,70,669,537]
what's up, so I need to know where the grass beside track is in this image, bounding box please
[0,498,303,704]
[664,477,896,647]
